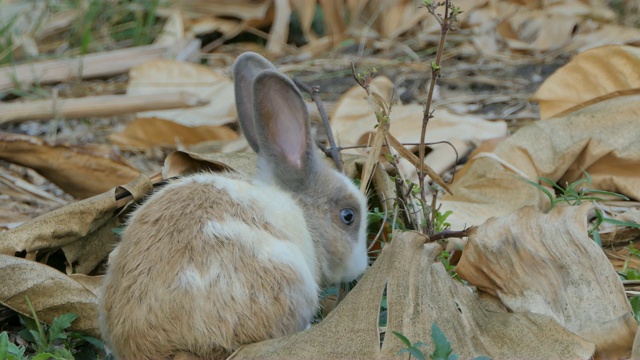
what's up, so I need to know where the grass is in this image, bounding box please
[0,0,165,65]
[522,170,640,246]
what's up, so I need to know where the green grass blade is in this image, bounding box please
[601,218,640,229]
[592,229,602,247]
[584,189,630,200]
[566,177,588,192]
[521,179,555,207]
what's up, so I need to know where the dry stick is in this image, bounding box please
[427,228,472,243]
[0,43,187,92]
[418,0,454,233]
[293,77,342,172]
[0,92,209,124]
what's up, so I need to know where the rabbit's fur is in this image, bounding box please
[98,52,369,359]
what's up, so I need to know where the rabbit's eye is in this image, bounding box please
[340,208,356,225]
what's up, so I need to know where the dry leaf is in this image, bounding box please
[0,132,140,199]
[457,204,637,358]
[290,0,317,41]
[497,12,579,51]
[127,59,236,126]
[232,231,595,359]
[68,274,104,297]
[331,76,507,182]
[162,151,255,179]
[178,0,271,20]
[154,8,187,46]
[0,255,99,337]
[368,0,432,39]
[0,175,152,273]
[533,45,640,119]
[440,93,640,230]
[108,117,238,149]
[567,23,640,53]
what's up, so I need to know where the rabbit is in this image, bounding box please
[98,52,369,359]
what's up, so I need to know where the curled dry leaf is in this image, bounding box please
[127,59,236,126]
[108,117,239,150]
[0,175,152,275]
[454,0,635,54]
[231,231,595,359]
[533,45,640,120]
[0,132,140,199]
[162,150,256,179]
[440,93,640,230]
[497,12,579,52]
[0,255,99,337]
[457,204,637,358]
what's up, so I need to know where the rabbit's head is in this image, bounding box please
[233,52,368,286]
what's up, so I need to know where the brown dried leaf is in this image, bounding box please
[497,12,579,51]
[457,204,637,358]
[179,0,271,20]
[331,76,507,183]
[231,231,595,359]
[368,0,432,39]
[154,9,186,46]
[0,133,140,199]
[290,0,317,41]
[0,175,152,274]
[440,93,640,230]
[567,24,640,53]
[533,45,640,119]
[162,150,256,179]
[0,255,99,337]
[108,117,239,150]
[127,59,236,126]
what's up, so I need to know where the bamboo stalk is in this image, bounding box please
[0,44,180,92]
[0,92,209,124]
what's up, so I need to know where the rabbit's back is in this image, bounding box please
[99,173,320,359]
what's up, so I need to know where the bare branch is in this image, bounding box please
[293,77,342,172]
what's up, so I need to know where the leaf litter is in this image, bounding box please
[0,0,639,358]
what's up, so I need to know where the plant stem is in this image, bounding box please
[25,295,48,349]
[293,78,342,171]
[418,0,452,225]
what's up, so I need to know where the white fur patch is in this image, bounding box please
[177,267,206,291]
[172,172,321,296]
[174,217,318,300]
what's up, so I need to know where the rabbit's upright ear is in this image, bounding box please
[233,52,276,153]
[252,70,318,190]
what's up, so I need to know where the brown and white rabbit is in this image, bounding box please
[98,52,369,359]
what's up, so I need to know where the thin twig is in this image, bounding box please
[293,77,342,172]
[427,227,472,243]
[368,193,391,252]
[427,192,437,234]
[418,0,454,211]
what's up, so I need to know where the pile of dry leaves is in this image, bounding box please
[0,0,639,358]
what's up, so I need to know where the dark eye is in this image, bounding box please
[339,208,356,225]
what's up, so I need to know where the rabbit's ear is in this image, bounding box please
[252,70,318,190]
[232,52,276,153]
